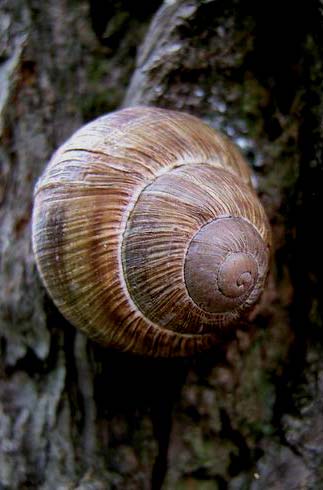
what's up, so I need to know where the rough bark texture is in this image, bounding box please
[0,0,322,489]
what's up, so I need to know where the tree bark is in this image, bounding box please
[1,1,322,489]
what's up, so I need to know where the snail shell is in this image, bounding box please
[32,107,271,357]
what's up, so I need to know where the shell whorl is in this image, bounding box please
[32,107,271,357]
[184,217,267,315]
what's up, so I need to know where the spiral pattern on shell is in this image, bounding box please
[32,107,271,357]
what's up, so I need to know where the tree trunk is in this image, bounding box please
[1,1,322,488]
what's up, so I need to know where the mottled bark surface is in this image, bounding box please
[0,1,322,489]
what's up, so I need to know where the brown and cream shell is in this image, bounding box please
[32,107,271,357]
